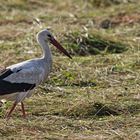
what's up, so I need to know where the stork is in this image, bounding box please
[0,29,72,119]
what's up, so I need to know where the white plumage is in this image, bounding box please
[0,29,72,119]
[6,59,48,84]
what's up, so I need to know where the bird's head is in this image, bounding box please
[37,29,72,59]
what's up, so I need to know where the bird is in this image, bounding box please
[0,29,72,119]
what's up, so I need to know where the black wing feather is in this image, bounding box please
[0,80,35,95]
[0,69,13,80]
[0,69,36,95]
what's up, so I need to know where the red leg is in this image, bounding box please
[21,102,26,118]
[5,102,17,119]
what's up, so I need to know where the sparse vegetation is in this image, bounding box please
[0,0,140,139]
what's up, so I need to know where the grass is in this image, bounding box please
[0,0,140,139]
[63,31,127,55]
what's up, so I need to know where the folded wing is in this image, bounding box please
[0,66,43,95]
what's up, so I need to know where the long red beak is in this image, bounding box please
[50,38,72,59]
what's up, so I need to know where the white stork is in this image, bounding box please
[0,29,72,119]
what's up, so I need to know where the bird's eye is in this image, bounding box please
[48,34,52,38]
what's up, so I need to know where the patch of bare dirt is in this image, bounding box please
[99,12,140,28]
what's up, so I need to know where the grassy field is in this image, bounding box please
[0,0,140,139]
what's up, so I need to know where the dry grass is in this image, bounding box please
[0,0,140,139]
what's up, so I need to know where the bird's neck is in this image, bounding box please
[38,38,52,62]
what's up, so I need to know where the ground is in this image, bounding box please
[0,0,140,139]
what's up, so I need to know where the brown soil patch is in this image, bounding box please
[99,12,140,28]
